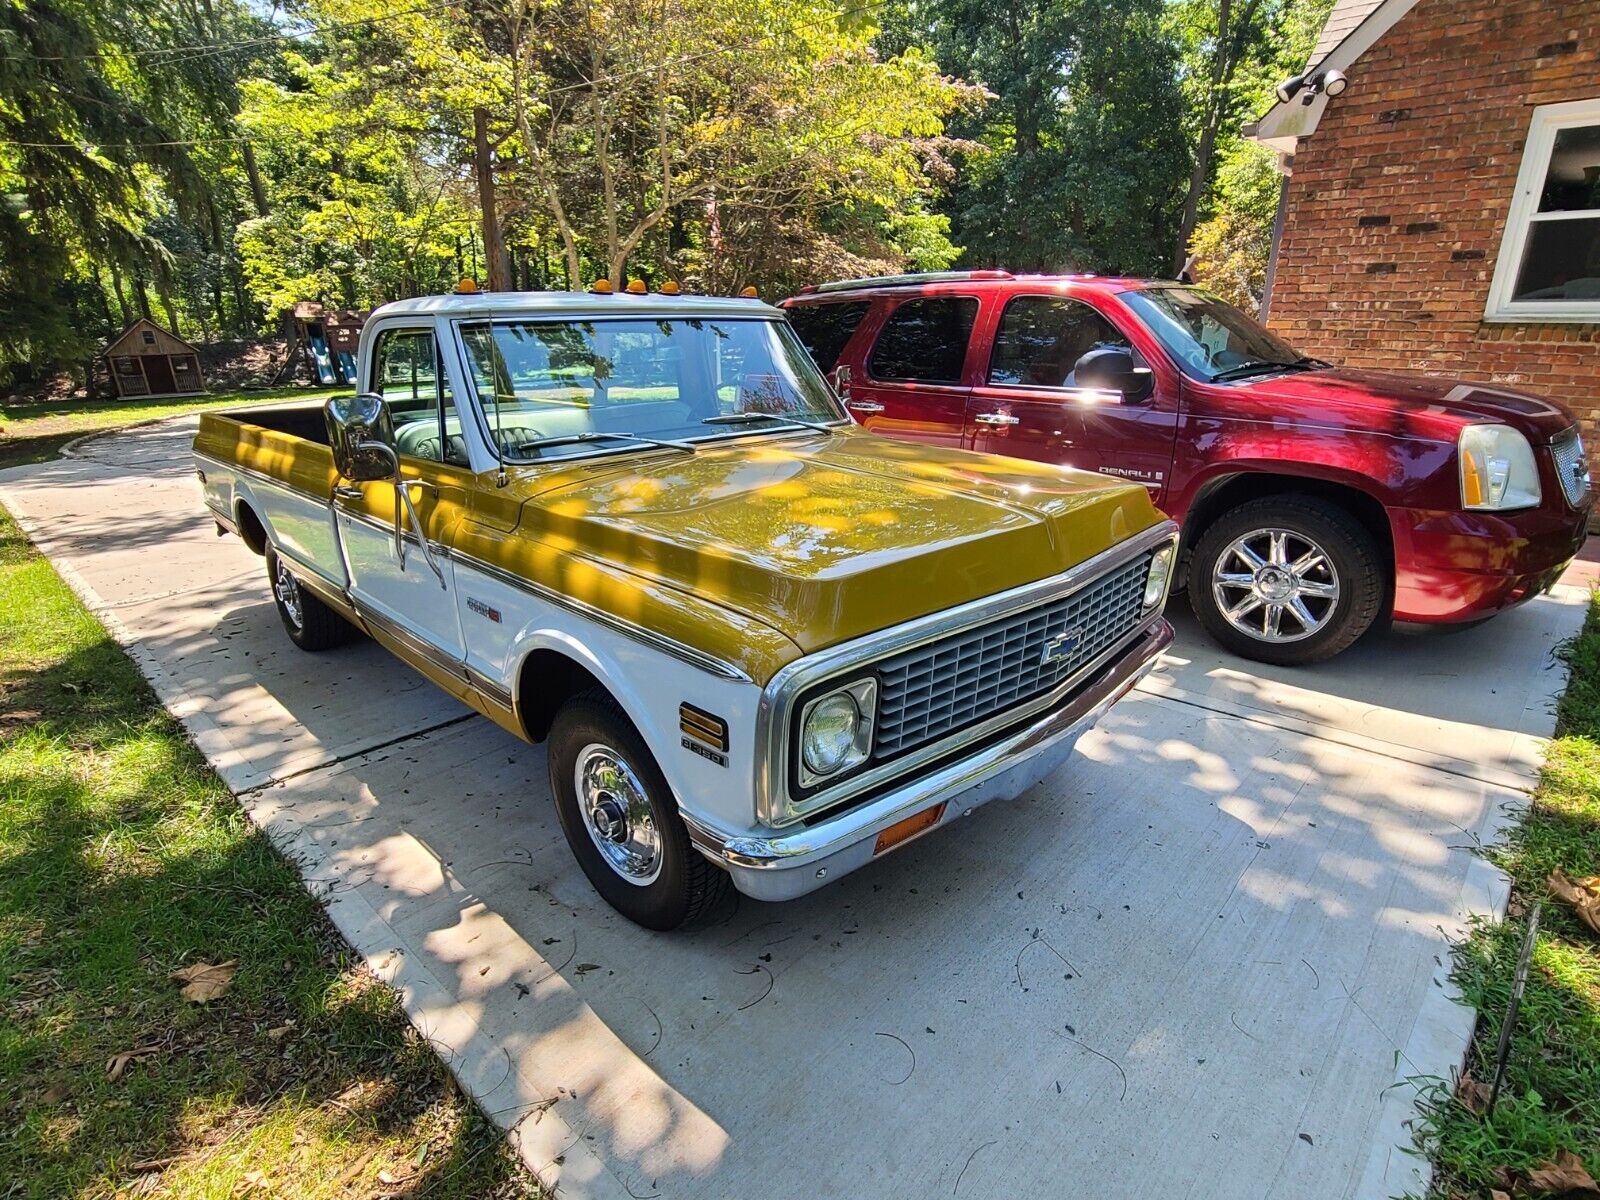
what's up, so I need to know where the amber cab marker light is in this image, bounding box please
[739,286,759,298]
[626,278,648,294]
[454,277,480,294]
[660,280,682,295]
[590,278,614,294]
[873,802,947,856]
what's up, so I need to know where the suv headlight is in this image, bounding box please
[1460,424,1540,511]
[1144,541,1176,609]
[797,678,877,786]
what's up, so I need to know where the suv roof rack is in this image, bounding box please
[805,270,1014,295]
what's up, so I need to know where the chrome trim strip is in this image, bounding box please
[468,666,515,712]
[355,601,470,682]
[754,520,1180,825]
[687,619,1173,895]
[447,547,753,683]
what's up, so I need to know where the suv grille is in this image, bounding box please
[872,552,1154,759]
[1552,430,1591,507]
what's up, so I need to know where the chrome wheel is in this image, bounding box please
[274,558,305,631]
[575,743,662,885]
[1211,527,1340,644]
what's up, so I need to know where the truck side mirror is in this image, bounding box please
[1072,347,1155,405]
[831,363,853,399]
[326,393,398,481]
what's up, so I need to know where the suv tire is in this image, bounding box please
[1188,495,1385,666]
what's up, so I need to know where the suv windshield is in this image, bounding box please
[458,316,844,461]
[1119,286,1313,383]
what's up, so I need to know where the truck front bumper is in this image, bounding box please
[685,618,1173,901]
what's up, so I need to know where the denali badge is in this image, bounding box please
[1041,627,1084,665]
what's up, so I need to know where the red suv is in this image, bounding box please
[781,271,1592,665]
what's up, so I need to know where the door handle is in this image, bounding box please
[846,400,885,414]
[333,484,365,501]
[974,412,1020,426]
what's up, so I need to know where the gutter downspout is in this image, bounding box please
[1259,165,1292,322]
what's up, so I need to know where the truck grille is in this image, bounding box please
[1552,430,1591,507]
[872,551,1154,759]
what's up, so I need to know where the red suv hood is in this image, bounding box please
[1232,367,1576,444]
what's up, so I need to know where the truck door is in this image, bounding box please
[845,294,979,448]
[335,325,469,662]
[967,293,1179,504]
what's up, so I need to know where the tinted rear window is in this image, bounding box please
[786,302,869,373]
[868,296,978,384]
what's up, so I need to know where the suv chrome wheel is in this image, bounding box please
[575,743,663,885]
[273,557,305,631]
[1211,527,1340,644]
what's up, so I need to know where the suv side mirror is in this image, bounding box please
[1072,347,1155,405]
[325,392,399,481]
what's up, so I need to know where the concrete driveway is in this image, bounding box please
[1,417,1585,1200]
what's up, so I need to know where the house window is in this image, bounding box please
[1486,98,1600,322]
[142,330,157,344]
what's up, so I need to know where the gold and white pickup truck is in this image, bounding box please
[193,285,1176,928]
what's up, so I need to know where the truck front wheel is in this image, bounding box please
[266,547,357,652]
[547,690,730,930]
[1188,495,1384,666]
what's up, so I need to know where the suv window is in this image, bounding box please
[370,328,470,467]
[868,296,978,384]
[787,302,869,374]
[988,296,1132,388]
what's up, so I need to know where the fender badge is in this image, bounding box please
[466,597,501,623]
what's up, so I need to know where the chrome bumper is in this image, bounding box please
[685,617,1173,901]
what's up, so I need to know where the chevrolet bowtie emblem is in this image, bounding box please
[1041,627,1084,665]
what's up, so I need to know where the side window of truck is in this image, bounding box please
[370,328,470,468]
[988,296,1135,389]
[787,301,870,373]
[868,297,978,384]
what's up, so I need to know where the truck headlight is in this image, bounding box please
[1460,424,1540,510]
[797,679,877,785]
[1144,542,1176,610]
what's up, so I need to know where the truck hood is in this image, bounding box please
[509,427,1163,654]
[1234,367,1577,443]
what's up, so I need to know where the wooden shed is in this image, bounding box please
[104,318,205,399]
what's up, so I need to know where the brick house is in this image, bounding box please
[1246,0,1600,467]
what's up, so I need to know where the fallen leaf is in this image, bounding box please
[1527,1148,1600,1197]
[378,1169,398,1185]
[106,1045,161,1082]
[169,960,237,1003]
[40,1084,69,1105]
[265,1024,294,1041]
[335,1147,376,1186]
[574,963,601,976]
[1458,1071,1492,1116]
[232,1169,270,1196]
[1549,869,1600,936]
[61,682,80,693]
[1492,1191,1511,1200]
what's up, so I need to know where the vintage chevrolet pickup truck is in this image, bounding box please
[193,285,1177,928]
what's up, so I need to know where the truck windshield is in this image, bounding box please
[1119,286,1313,383]
[457,316,845,462]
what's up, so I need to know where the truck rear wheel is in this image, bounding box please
[547,689,730,930]
[1188,495,1384,666]
[266,546,356,652]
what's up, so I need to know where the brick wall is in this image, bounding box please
[1266,0,1600,464]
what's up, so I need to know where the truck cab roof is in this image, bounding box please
[370,290,781,322]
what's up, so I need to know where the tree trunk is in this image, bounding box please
[240,142,270,218]
[1173,109,1222,275]
[473,108,511,291]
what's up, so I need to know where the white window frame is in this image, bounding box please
[1485,97,1600,323]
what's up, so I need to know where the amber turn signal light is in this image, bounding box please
[873,802,947,856]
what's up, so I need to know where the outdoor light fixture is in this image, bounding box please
[1275,68,1350,106]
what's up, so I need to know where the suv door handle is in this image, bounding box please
[974,412,1020,426]
[845,400,885,414]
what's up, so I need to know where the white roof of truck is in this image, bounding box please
[370,290,783,322]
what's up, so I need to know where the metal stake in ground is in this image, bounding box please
[1487,902,1540,1113]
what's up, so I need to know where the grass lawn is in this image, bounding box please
[1416,594,1600,1195]
[0,502,538,1199]
[0,387,351,470]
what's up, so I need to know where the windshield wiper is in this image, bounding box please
[513,431,696,455]
[701,412,839,434]
[1211,359,1305,382]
